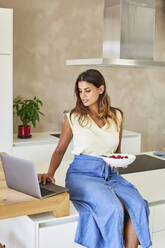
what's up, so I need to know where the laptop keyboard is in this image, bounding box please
[40,187,55,197]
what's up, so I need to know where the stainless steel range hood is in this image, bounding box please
[66,0,165,67]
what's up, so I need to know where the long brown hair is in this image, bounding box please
[70,69,123,129]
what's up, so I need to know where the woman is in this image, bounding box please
[38,69,152,248]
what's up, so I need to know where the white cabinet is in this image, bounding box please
[39,219,80,248]
[152,204,165,232]
[152,204,165,248]
[0,216,36,248]
[0,8,13,53]
[0,8,13,154]
[121,130,141,154]
[0,212,83,248]
[0,55,13,153]
[13,143,56,167]
[152,231,165,248]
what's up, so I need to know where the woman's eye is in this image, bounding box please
[78,89,91,94]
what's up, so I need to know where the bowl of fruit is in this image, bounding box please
[101,154,136,168]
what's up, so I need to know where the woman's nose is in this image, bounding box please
[81,91,86,98]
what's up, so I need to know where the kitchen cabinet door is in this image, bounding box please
[121,134,141,154]
[152,230,165,248]
[0,55,13,153]
[39,220,84,248]
[0,8,13,54]
[152,204,165,232]
[0,216,37,248]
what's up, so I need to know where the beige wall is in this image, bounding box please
[0,0,165,152]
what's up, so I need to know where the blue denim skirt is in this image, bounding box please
[65,154,152,248]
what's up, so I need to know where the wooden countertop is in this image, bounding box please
[0,154,69,219]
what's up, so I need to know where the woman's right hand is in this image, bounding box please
[38,173,55,185]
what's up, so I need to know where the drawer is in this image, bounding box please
[152,204,165,232]
[152,230,165,248]
[39,220,84,248]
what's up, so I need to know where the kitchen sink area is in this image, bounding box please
[50,133,61,138]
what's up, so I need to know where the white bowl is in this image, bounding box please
[101,153,136,167]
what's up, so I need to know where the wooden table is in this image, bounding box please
[0,155,69,219]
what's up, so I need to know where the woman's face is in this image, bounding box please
[78,81,104,108]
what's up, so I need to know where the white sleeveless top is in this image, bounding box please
[66,110,122,157]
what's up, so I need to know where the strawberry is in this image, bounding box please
[108,154,129,159]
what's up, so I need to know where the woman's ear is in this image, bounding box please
[99,85,104,94]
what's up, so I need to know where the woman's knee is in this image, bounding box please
[137,197,148,209]
[133,197,149,218]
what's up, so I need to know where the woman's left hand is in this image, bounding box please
[108,163,128,169]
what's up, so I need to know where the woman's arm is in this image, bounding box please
[38,116,73,184]
[115,120,123,153]
[112,120,128,169]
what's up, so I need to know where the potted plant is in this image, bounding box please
[13,96,44,138]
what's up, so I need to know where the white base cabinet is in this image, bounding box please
[121,130,141,154]
[151,203,165,248]
[152,231,165,248]
[0,213,83,248]
[0,216,36,248]
[39,219,79,248]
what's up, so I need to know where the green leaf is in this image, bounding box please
[13,96,44,128]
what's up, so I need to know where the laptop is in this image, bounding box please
[0,153,69,199]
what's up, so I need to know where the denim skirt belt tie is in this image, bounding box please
[65,154,152,248]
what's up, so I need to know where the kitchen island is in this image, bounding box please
[0,151,165,247]
[7,133,165,247]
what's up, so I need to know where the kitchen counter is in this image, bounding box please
[13,131,60,146]
[13,129,141,146]
[119,153,165,175]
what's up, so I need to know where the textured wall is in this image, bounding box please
[0,0,165,151]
